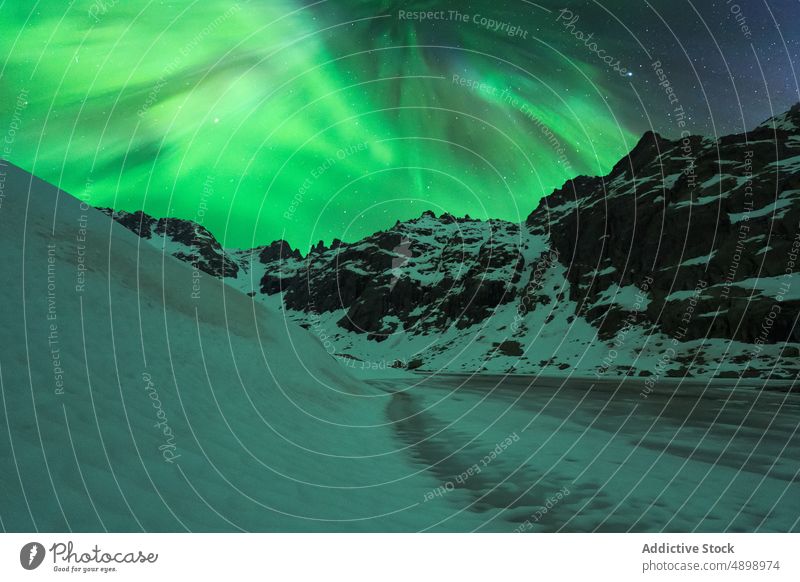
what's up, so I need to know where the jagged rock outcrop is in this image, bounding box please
[257,215,529,340]
[527,105,800,345]
[98,209,240,279]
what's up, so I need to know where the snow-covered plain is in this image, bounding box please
[373,373,800,532]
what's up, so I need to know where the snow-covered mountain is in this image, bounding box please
[104,105,800,380]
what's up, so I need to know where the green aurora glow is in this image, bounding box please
[1,1,642,250]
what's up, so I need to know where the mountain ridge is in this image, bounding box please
[99,104,800,380]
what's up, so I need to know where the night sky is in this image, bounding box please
[1,0,798,250]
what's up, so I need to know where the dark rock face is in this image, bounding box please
[526,106,800,345]
[259,214,528,339]
[258,240,301,264]
[99,208,240,279]
[101,209,157,238]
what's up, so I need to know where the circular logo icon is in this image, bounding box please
[20,542,46,570]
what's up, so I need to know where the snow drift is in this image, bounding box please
[0,162,483,531]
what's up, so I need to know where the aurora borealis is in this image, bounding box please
[1,0,798,250]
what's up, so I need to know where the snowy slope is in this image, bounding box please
[0,163,492,532]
